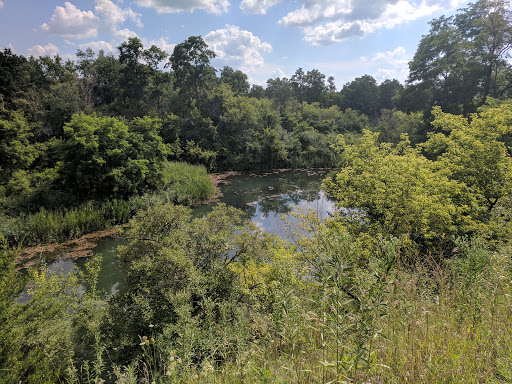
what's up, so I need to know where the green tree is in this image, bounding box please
[220,66,249,95]
[425,101,512,213]
[324,131,471,251]
[339,75,379,117]
[405,0,512,115]
[378,79,403,111]
[0,112,37,184]
[105,203,268,364]
[169,36,216,106]
[372,109,425,145]
[60,113,169,200]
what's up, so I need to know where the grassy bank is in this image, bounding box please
[1,204,512,383]
[109,239,512,383]
[0,162,214,247]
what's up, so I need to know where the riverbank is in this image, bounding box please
[14,168,333,270]
[15,226,121,270]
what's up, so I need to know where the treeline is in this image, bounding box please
[2,0,511,218]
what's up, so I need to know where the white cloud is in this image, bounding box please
[95,0,142,34]
[362,46,411,82]
[27,43,60,58]
[114,28,139,41]
[41,2,100,39]
[205,25,272,72]
[303,21,365,45]
[0,1,4,9]
[147,37,175,55]
[270,0,468,45]
[77,40,115,54]
[135,0,229,14]
[240,0,281,14]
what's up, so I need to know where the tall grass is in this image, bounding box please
[1,162,215,247]
[6,199,132,246]
[108,239,512,383]
[160,162,215,206]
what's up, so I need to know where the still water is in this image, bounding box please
[36,169,336,298]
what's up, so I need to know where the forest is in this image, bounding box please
[1,0,512,382]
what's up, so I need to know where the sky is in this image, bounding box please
[0,0,472,88]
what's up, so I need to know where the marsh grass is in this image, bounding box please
[1,162,214,247]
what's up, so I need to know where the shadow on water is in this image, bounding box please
[19,169,336,302]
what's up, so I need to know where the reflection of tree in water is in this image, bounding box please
[214,169,329,220]
[257,190,323,218]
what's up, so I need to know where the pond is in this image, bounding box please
[21,169,336,301]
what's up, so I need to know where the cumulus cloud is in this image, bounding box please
[114,28,139,41]
[240,0,281,14]
[41,2,100,39]
[257,0,468,45]
[95,0,142,34]
[77,40,115,54]
[135,0,229,14]
[362,46,411,82]
[40,1,143,43]
[27,43,60,58]
[147,37,175,55]
[205,25,272,72]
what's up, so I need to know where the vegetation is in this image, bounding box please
[1,0,512,382]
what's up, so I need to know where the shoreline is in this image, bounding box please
[15,168,333,269]
[15,226,122,270]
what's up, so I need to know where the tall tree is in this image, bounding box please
[339,75,379,117]
[405,0,512,115]
[169,36,216,104]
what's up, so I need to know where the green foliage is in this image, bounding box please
[1,161,214,246]
[324,131,471,253]
[60,113,169,200]
[8,199,131,245]
[0,112,37,184]
[371,109,426,145]
[405,0,512,115]
[104,203,268,366]
[428,102,512,213]
[0,267,78,383]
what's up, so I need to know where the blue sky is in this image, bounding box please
[0,0,471,87]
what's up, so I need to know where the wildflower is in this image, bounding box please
[149,324,154,328]
[433,296,439,304]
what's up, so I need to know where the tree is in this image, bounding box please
[169,36,216,102]
[265,77,294,113]
[0,49,29,109]
[105,203,268,364]
[378,79,403,111]
[424,100,512,213]
[405,0,512,115]
[339,75,379,117]
[372,109,425,145]
[0,112,37,184]
[324,131,471,252]
[59,113,169,200]
[248,84,265,99]
[290,68,327,103]
[220,66,249,95]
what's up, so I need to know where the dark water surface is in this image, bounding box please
[25,169,335,300]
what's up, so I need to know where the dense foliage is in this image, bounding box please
[1,0,512,382]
